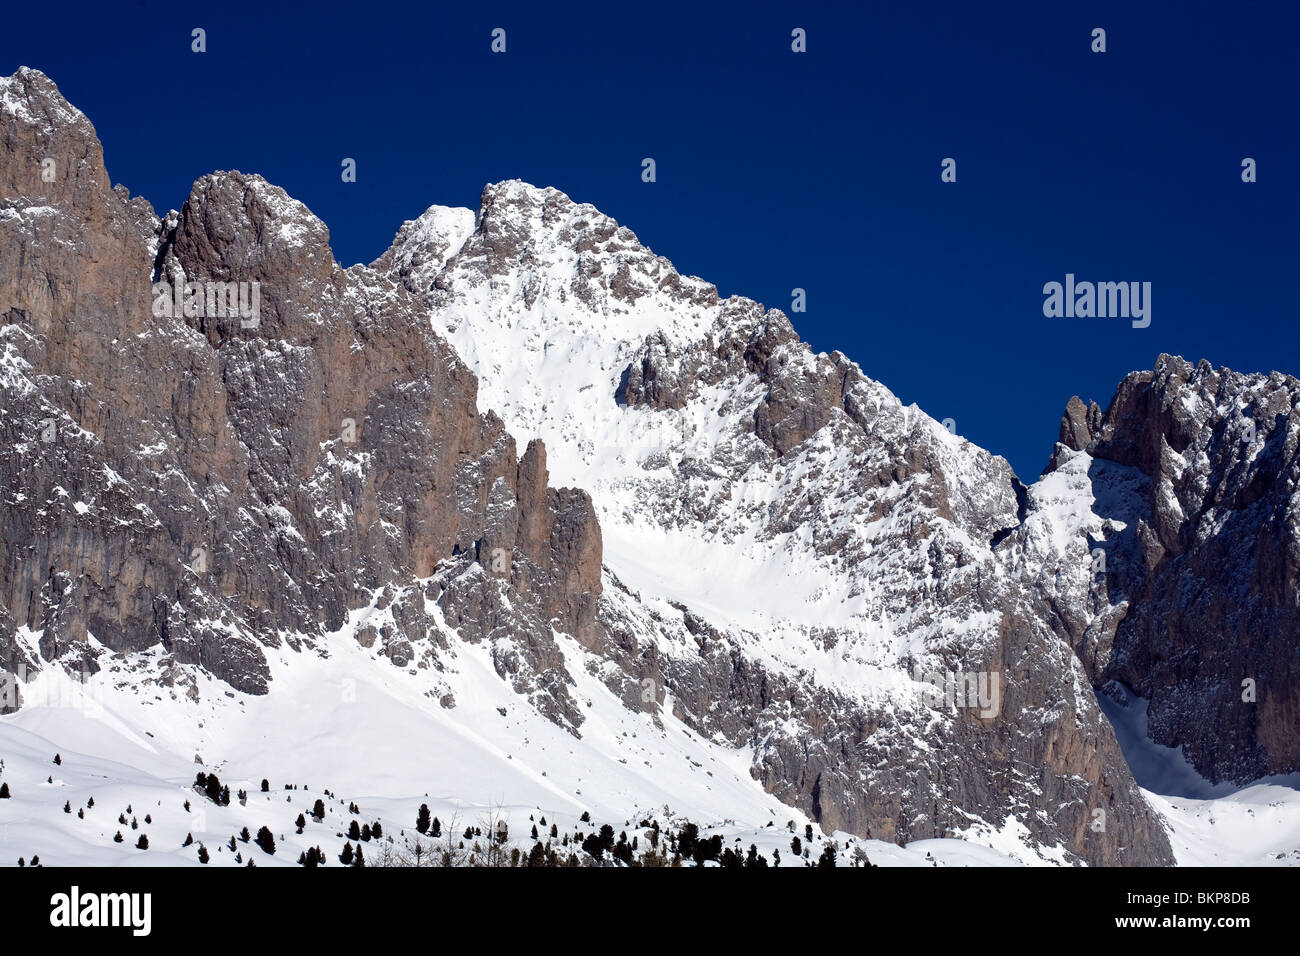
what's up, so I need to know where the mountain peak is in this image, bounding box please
[1,66,110,215]
[0,67,84,126]
[479,178,570,205]
[371,202,474,284]
[473,178,645,263]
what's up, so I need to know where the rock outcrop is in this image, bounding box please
[1044,355,1300,783]
[0,68,601,731]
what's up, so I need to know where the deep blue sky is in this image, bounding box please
[4,1,1296,478]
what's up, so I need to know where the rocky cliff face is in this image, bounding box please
[0,68,602,733]
[1046,355,1300,784]
[6,67,1289,867]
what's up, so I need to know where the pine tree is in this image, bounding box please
[63,801,71,813]
[582,832,605,860]
[256,825,276,855]
[113,831,123,843]
[198,844,209,864]
[295,813,306,833]
[183,833,193,846]
[431,816,441,838]
[678,822,699,857]
[239,826,250,843]
[136,834,149,850]
[339,842,354,865]
[613,833,633,866]
[53,753,61,765]
[86,796,93,807]
[0,783,9,798]
[417,804,430,834]
[353,844,365,868]
[817,842,837,867]
[371,821,382,839]
[791,836,802,856]
[313,798,326,821]
[261,778,270,792]
[348,819,361,840]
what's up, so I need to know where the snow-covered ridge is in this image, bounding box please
[382,180,1022,693]
[369,179,1173,863]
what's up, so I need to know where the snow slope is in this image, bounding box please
[0,618,1024,866]
[1099,683,1300,866]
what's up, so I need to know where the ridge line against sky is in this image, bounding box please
[3,0,1295,479]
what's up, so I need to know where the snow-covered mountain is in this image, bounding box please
[1,67,1296,867]
[374,181,1172,864]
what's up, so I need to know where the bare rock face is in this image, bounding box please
[1,68,174,691]
[0,69,601,722]
[1059,395,1103,452]
[1047,355,1300,783]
